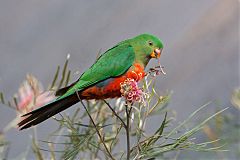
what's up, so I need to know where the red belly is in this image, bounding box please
[81,64,145,99]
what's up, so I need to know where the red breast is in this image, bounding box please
[81,63,145,99]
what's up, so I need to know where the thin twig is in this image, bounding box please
[125,103,132,160]
[50,65,60,89]
[110,123,123,152]
[103,100,127,128]
[104,99,133,159]
[64,70,71,87]
[75,92,115,160]
[58,57,69,89]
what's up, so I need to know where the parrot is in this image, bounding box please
[18,33,164,130]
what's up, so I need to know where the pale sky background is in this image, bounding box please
[0,0,238,159]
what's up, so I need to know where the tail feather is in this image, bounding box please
[18,94,79,130]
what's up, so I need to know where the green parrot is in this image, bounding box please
[18,33,164,130]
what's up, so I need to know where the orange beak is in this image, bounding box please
[150,48,162,58]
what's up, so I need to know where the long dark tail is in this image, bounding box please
[18,94,79,130]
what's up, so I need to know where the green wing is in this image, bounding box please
[58,43,135,100]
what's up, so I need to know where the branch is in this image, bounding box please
[103,100,127,129]
[76,92,115,160]
[125,103,132,160]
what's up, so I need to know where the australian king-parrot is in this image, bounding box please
[18,33,164,130]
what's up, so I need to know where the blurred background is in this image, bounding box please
[0,0,239,159]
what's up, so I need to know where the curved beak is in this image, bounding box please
[150,48,162,59]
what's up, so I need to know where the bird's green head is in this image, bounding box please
[129,33,164,67]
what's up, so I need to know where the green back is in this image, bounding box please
[58,43,135,99]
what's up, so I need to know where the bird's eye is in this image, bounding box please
[148,41,153,46]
